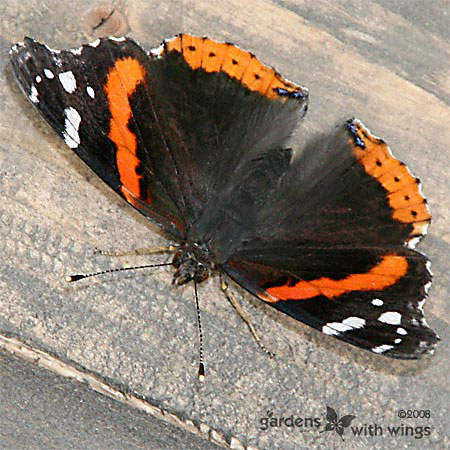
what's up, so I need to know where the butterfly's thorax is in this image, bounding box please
[172,241,214,285]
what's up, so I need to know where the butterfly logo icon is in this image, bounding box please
[320,406,356,441]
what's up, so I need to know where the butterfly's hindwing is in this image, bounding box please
[221,121,437,359]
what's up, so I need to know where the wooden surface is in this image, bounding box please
[1,1,449,449]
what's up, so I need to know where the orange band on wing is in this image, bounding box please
[104,58,147,203]
[348,120,431,228]
[161,34,304,101]
[265,254,408,301]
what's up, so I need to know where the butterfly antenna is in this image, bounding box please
[194,281,205,382]
[66,262,172,282]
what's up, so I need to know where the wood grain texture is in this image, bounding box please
[1,0,449,448]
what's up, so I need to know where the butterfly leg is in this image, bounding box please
[94,245,177,257]
[220,276,275,358]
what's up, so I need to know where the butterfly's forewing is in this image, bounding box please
[10,35,307,239]
[10,37,187,238]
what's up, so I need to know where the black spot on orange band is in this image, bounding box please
[161,33,305,101]
[347,119,430,235]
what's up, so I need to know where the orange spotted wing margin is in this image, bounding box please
[150,33,307,102]
[346,119,431,246]
[221,120,437,359]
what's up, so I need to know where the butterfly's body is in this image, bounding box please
[10,33,438,359]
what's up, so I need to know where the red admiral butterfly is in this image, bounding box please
[9,34,438,361]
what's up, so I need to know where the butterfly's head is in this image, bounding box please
[171,241,213,285]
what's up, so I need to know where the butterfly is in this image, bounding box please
[320,406,356,441]
[9,33,438,364]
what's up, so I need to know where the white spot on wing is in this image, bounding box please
[44,69,55,79]
[394,338,402,344]
[342,317,366,329]
[45,44,61,54]
[417,182,425,197]
[59,71,77,93]
[323,316,366,336]
[35,75,42,83]
[110,36,126,42]
[378,311,402,325]
[71,46,83,55]
[86,86,95,99]
[424,281,431,295]
[372,344,394,354]
[322,322,352,336]
[150,43,165,58]
[89,38,101,47]
[425,261,433,276]
[62,107,81,149]
[417,299,425,313]
[407,237,420,249]
[371,298,383,306]
[29,85,39,103]
[396,327,407,335]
